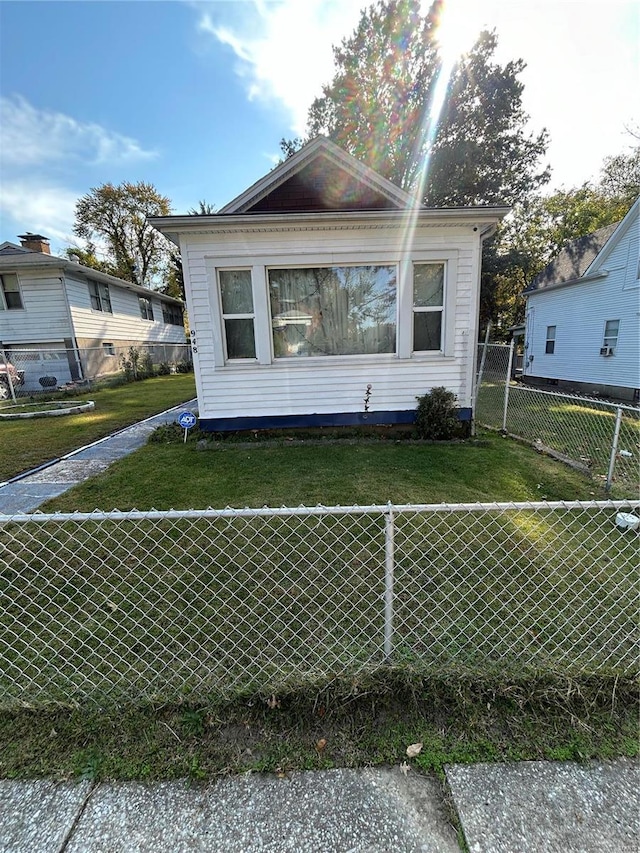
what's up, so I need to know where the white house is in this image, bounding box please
[0,234,186,392]
[522,198,640,403]
[151,137,508,431]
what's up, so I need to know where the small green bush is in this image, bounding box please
[415,387,459,440]
[157,362,171,376]
[176,359,194,374]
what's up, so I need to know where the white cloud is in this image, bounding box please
[0,179,78,245]
[196,0,363,134]
[0,95,158,167]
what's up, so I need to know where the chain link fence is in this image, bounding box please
[476,343,640,494]
[1,500,637,709]
[0,343,192,402]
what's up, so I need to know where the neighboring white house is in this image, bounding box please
[0,234,186,391]
[522,198,640,403]
[150,137,508,431]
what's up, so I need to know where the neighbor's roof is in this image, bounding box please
[0,242,183,304]
[524,223,620,293]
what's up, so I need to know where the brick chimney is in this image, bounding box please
[18,233,51,254]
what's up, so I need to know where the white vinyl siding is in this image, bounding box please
[65,277,186,344]
[0,271,71,344]
[179,219,479,421]
[524,207,640,390]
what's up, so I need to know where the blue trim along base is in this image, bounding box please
[199,408,472,432]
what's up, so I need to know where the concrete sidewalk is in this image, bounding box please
[0,399,197,514]
[1,760,637,853]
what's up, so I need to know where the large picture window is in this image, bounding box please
[219,269,256,359]
[268,265,396,358]
[412,263,444,352]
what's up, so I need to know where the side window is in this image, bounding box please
[545,325,556,354]
[218,269,256,359]
[139,296,154,321]
[413,263,444,352]
[88,280,112,313]
[0,273,23,310]
[602,319,620,353]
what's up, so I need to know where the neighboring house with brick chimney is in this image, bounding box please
[0,233,186,393]
[150,137,508,431]
[522,197,639,403]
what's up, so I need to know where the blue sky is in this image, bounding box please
[1,0,638,254]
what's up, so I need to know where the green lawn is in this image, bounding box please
[43,432,599,512]
[476,382,640,496]
[0,374,196,482]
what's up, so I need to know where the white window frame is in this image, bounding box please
[545,325,556,354]
[0,272,24,310]
[602,319,620,352]
[102,342,115,356]
[217,268,257,363]
[411,261,446,354]
[88,280,112,313]
[138,296,154,321]
[206,249,458,368]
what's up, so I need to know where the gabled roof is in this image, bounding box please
[525,197,639,294]
[219,136,420,214]
[0,242,183,304]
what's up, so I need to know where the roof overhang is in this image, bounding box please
[150,207,510,246]
[523,269,609,298]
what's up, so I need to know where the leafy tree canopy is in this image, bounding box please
[285,0,549,207]
[72,181,172,287]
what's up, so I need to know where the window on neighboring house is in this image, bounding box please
[0,273,23,310]
[545,325,556,354]
[219,269,256,359]
[139,296,154,321]
[102,342,115,356]
[268,265,396,358]
[88,280,112,313]
[162,303,184,326]
[413,263,444,352]
[602,319,620,352]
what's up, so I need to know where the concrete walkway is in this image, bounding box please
[1,760,637,852]
[0,399,197,514]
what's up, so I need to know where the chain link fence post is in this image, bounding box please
[384,502,395,660]
[606,407,623,492]
[502,339,515,433]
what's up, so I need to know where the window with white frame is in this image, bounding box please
[602,319,620,352]
[545,325,556,354]
[268,265,396,357]
[139,296,154,321]
[412,263,444,352]
[88,280,112,313]
[219,269,256,359]
[0,272,23,310]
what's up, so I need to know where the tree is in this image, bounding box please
[188,200,217,215]
[294,0,549,207]
[64,242,118,277]
[72,181,172,287]
[481,149,638,336]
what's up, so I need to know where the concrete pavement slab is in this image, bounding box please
[446,758,639,853]
[20,459,112,484]
[0,779,92,853]
[0,482,70,514]
[64,768,458,853]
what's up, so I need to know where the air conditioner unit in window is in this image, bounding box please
[600,346,614,356]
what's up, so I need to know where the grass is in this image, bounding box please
[0,675,637,781]
[476,381,640,497]
[42,430,602,512]
[0,374,196,482]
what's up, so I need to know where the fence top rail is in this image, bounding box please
[1,499,638,524]
[509,383,640,415]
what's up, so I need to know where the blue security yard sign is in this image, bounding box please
[177,410,197,443]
